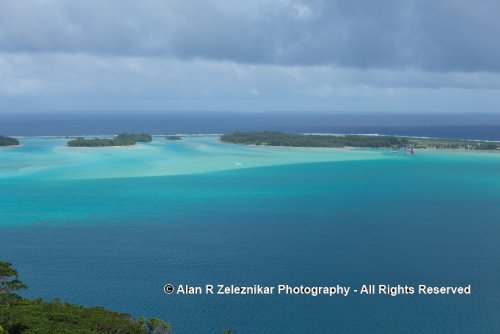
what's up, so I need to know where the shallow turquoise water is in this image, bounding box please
[0,136,386,181]
[1,137,500,333]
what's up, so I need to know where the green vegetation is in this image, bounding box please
[0,262,171,334]
[165,136,182,140]
[410,137,500,150]
[67,133,152,147]
[1,262,233,333]
[0,136,19,147]
[0,298,171,334]
[221,131,409,148]
[221,131,500,151]
[0,263,27,295]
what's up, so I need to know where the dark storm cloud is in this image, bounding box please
[0,0,499,72]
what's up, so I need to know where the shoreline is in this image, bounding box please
[220,132,500,152]
[3,134,500,153]
[8,133,500,143]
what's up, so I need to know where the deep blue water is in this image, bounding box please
[2,112,500,140]
[1,154,500,333]
[1,112,500,332]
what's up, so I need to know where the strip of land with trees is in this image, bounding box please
[0,136,19,147]
[220,131,500,151]
[0,262,234,334]
[67,133,152,147]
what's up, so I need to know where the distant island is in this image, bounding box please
[166,135,182,140]
[68,133,152,147]
[220,131,500,151]
[410,137,500,150]
[0,135,19,147]
[221,131,409,148]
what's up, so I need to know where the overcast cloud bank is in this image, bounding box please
[0,0,499,112]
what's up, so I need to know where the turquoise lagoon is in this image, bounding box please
[1,136,500,333]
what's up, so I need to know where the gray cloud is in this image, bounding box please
[1,0,499,71]
[2,53,500,98]
[1,52,500,111]
[1,0,500,113]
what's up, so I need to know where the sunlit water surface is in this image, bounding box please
[1,136,499,333]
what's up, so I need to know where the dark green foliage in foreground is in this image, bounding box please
[0,262,171,334]
[0,136,19,147]
[67,133,152,147]
[166,136,182,140]
[221,131,410,148]
[0,263,27,295]
[0,297,157,334]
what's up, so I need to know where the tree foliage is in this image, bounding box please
[0,136,19,147]
[165,136,182,140]
[0,262,171,334]
[0,263,27,295]
[221,131,500,151]
[409,137,500,150]
[67,133,152,147]
[221,131,409,148]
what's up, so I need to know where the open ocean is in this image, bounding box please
[2,111,500,140]
[1,112,500,333]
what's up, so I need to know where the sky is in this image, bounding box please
[0,0,499,113]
